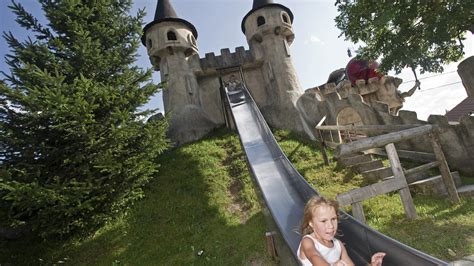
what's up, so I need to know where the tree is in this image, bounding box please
[0,0,169,238]
[335,1,474,74]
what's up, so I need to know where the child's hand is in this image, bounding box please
[371,252,386,266]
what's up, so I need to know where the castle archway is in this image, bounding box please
[336,107,364,143]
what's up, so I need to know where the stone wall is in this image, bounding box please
[298,76,474,175]
[458,56,474,97]
[193,45,307,137]
[194,47,264,124]
[199,47,256,74]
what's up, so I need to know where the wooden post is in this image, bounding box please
[385,143,417,219]
[265,231,278,259]
[337,177,408,206]
[317,130,330,166]
[315,117,330,166]
[329,130,335,143]
[335,124,433,158]
[351,202,366,224]
[429,132,460,204]
[404,161,440,183]
[337,176,412,222]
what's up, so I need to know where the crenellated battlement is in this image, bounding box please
[140,0,474,175]
[299,78,474,175]
[310,76,405,115]
[199,46,256,72]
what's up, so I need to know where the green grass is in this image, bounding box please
[273,129,474,262]
[0,128,275,265]
[1,128,473,264]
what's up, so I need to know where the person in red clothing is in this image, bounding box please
[345,57,384,86]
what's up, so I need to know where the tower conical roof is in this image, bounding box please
[253,0,274,9]
[154,0,178,20]
[242,0,294,33]
[142,0,198,46]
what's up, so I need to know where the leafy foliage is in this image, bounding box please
[0,0,169,238]
[335,1,474,74]
[0,129,272,265]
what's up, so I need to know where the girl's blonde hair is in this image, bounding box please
[300,195,339,235]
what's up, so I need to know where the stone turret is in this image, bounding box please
[142,0,216,145]
[242,0,304,132]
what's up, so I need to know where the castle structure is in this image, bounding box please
[142,0,474,175]
[142,0,305,145]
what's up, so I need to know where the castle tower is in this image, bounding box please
[142,0,216,145]
[242,0,304,132]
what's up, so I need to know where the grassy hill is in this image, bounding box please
[1,128,473,264]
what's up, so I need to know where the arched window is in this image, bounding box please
[257,16,266,27]
[167,31,177,41]
[282,12,290,24]
[147,38,153,48]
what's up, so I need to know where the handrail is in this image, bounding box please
[335,124,433,158]
[316,115,327,127]
[316,124,425,133]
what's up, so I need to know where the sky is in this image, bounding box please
[1,0,473,121]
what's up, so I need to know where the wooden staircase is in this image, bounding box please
[338,153,468,198]
[315,122,474,223]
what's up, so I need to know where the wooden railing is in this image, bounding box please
[333,124,432,157]
[314,120,425,164]
[314,122,460,223]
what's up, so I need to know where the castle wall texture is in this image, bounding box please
[243,5,304,133]
[458,56,474,97]
[144,21,218,146]
[143,3,310,145]
[142,2,473,173]
[298,77,474,175]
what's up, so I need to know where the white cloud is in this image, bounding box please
[304,35,325,45]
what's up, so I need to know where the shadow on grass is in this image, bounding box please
[0,129,276,265]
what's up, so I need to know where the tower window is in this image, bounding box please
[282,12,290,24]
[257,16,266,27]
[147,38,153,48]
[167,31,177,41]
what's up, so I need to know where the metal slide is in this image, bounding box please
[224,85,447,265]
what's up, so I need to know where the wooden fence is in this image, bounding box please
[315,123,460,223]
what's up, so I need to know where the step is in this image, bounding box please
[364,148,436,163]
[352,160,384,173]
[339,154,372,167]
[362,167,393,182]
[457,185,474,198]
[408,172,462,197]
